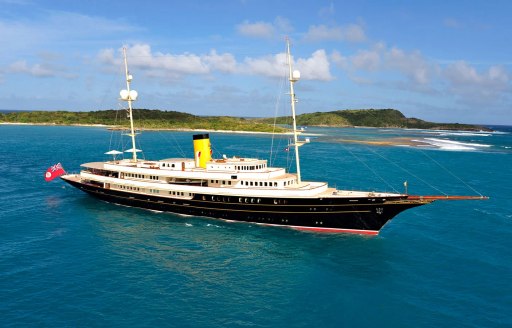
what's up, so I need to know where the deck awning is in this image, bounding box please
[105,150,123,155]
[124,148,142,153]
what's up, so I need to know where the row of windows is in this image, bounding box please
[209,180,232,185]
[242,181,278,187]
[124,173,159,180]
[208,179,284,188]
[170,191,191,197]
[114,184,192,197]
[236,164,265,171]
[117,184,141,191]
[200,195,289,205]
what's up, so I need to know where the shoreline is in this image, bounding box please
[0,122,322,136]
[1,121,495,135]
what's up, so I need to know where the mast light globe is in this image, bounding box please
[120,89,129,100]
[292,70,301,81]
[129,90,138,100]
[127,74,133,82]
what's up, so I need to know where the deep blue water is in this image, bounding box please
[0,125,511,327]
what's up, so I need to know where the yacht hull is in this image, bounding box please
[62,176,429,235]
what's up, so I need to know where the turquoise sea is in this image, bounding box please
[0,124,510,327]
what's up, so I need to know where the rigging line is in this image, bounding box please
[166,132,187,158]
[367,146,447,195]
[131,108,188,159]
[339,142,399,193]
[418,148,484,196]
[286,139,294,173]
[108,104,127,158]
[270,43,290,167]
[140,109,187,158]
[269,71,287,166]
[108,107,119,152]
[383,127,484,196]
[131,109,145,160]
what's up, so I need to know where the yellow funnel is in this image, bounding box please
[193,134,211,168]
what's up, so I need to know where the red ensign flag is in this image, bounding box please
[45,163,66,182]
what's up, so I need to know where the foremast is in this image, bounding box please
[286,39,302,184]
[120,47,139,162]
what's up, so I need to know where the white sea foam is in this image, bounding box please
[438,132,492,137]
[419,138,492,151]
[417,130,492,137]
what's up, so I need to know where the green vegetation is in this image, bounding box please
[0,109,288,133]
[257,108,490,131]
[0,108,490,132]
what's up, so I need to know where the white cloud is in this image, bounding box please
[330,50,348,69]
[129,44,209,75]
[351,49,380,71]
[338,43,437,86]
[274,16,293,34]
[303,23,366,42]
[99,44,333,81]
[203,50,238,73]
[243,50,333,81]
[6,57,75,79]
[236,17,293,39]
[99,44,237,78]
[236,20,275,39]
[243,53,287,78]
[334,41,510,108]
[8,60,55,77]
[295,50,333,81]
[443,61,510,99]
[385,47,435,85]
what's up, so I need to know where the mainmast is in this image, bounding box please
[286,39,302,184]
[120,47,139,162]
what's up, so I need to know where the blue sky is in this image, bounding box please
[1,0,511,124]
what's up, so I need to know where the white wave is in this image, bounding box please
[416,130,492,137]
[419,138,492,151]
[185,223,193,227]
[438,132,492,137]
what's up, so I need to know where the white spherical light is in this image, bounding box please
[120,89,129,100]
[292,70,301,81]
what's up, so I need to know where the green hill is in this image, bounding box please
[257,109,489,131]
[0,109,287,133]
[0,108,489,132]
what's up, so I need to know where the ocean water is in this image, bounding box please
[0,125,510,327]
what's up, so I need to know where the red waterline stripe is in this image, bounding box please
[252,221,379,235]
[292,226,379,235]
